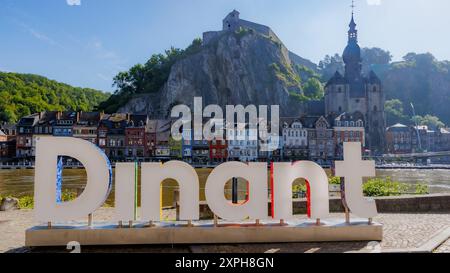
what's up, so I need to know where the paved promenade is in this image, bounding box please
[1,208,449,253]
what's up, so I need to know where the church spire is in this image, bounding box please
[343,0,362,81]
[348,0,358,43]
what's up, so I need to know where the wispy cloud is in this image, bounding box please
[97,73,111,82]
[367,0,382,6]
[87,38,128,85]
[17,21,63,48]
[88,38,123,64]
[66,0,81,6]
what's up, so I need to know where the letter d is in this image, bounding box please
[34,137,112,222]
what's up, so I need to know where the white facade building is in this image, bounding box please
[227,124,258,162]
[281,119,308,159]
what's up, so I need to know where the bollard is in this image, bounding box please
[88,213,93,227]
[232,177,238,204]
[174,188,180,221]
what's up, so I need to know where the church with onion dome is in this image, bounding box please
[324,10,386,154]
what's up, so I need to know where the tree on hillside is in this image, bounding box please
[412,115,445,130]
[361,47,392,75]
[98,38,203,113]
[385,99,409,126]
[303,78,324,100]
[0,72,109,123]
[318,54,344,82]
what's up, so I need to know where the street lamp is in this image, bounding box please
[410,103,422,151]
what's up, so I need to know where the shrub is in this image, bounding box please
[415,183,429,195]
[15,189,78,209]
[18,196,34,209]
[329,176,341,185]
[61,190,77,202]
[363,177,429,197]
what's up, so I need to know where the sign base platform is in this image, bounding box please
[26,219,383,247]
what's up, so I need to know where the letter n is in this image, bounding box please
[141,161,200,221]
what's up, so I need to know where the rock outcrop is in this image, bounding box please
[0,197,20,211]
[119,30,310,117]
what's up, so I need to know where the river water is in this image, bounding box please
[1,168,449,207]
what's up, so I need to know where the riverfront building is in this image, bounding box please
[4,110,450,165]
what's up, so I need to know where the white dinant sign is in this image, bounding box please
[34,137,377,223]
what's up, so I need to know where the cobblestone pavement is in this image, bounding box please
[1,208,449,253]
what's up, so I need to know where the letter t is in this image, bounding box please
[335,142,378,218]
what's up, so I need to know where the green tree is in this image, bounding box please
[97,38,203,113]
[385,99,409,126]
[412,115,445,130]
[318,53,344,81]
[361,47,392,75]
[0,72,109,123]
[303,78,324,99]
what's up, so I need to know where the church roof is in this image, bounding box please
[386,123,410,132]
[343,41,361,62]
[334,112,363,123]
[325,71,348,87]
[367,70,381,84]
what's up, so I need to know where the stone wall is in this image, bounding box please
[193,194,450,219]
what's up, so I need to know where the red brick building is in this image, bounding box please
[125,114,149,159]
[209,139,228,163]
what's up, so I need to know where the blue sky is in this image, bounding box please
[1,0,450,92]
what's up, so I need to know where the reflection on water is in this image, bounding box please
[0,168,449,207]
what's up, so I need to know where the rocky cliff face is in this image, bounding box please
[119,31,309,117]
